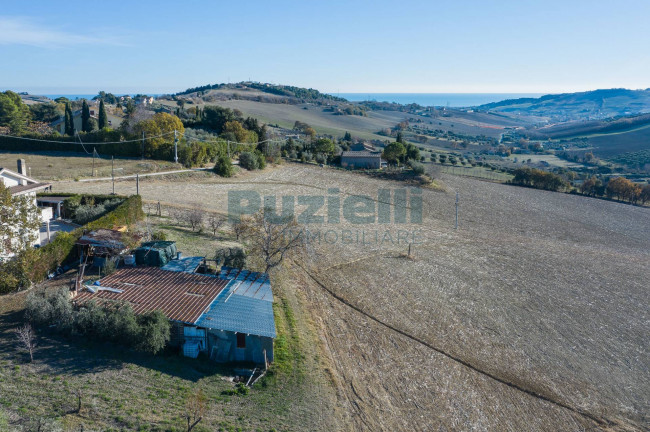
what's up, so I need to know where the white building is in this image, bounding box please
[1,160,52,260]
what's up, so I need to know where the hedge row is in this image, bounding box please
[0,131,142,157]
[0,195,144,294]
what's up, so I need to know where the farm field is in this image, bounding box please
[505,153,585,168]
[50,163,650,431]
[0,152,181,181]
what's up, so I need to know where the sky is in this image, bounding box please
[1,0,649,95]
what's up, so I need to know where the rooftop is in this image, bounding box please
[341,151,382,157]
[196,268,276,338]
[74,267,229,324]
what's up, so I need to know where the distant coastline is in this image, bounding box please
[334,93,544,107]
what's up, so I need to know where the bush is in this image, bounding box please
[152,230,167,241]
[26,289,170,354]
[73,204,106,225]
[410,162,426,175]
[255,150,266,170]
[213,155,233,177]
[239,151,258,170]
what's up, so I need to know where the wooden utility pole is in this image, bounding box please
[174,130,178,163]
[111,156,115,195]
[136,173,139,195]
[142,131,145,160]
[455,192,459,229]
[92,147,95,177]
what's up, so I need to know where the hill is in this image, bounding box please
[479,88,650,121]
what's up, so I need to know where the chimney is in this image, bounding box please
[17,159,27,185]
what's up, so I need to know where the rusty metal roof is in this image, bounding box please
[74,267,229,324]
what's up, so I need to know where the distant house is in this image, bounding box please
[0,160,52,259]
[73,264,275,365]
[51,108,122,133]
[340,151,385,169]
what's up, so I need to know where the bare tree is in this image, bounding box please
[232,221,246,241]
[73,387,83,413]
[207,214,225,237]
[241,208,305,273]
[187,205,205,232]
[15,323,36,362]
[184,388,207,432]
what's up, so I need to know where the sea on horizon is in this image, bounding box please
[333,93,544,107]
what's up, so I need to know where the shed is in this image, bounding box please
[340,150,383,169]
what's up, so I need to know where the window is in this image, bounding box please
[236,333,246,349]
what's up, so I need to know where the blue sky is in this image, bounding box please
[1,0,648,94]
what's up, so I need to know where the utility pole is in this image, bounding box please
[455,192,459,229]
[92,148,95,177]
[227,140,230,159]
[173,130,178,163]
[111,156,115,195]
[141,131,145,160]
[136,174,139,195]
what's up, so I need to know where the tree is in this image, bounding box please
[313,138,335,156]
[213,155,233,177]
[184,388,207,432]
[404,143,420,162]
[207,214,225,236]
[0,90,31,134]
[135,310,170,354]
[640,184,650,205]
[395,131,404,143]
[241,209,305,273]
[382,142,406,165]
[0,182,41,257]
[15,323,36,362]
[29,103,61,123]
[98,99,108,129]
[64,102,74,136]
[133,113,184,159]
[81,100,91,132]
[343,131,352,142]
[187,205,205,232]
[202,105,236,133]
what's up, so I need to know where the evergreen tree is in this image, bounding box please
[396,131,404,143]
[343,131,352,141]
[64,103,74,136]
[98,99,108,130]
[81,100,91,132]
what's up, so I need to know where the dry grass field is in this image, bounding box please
[0,152,181,181]
[47,163,650,431]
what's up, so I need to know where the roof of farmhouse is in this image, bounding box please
[74,267,229,324]
[74,264,276,338]
[341,151,382,157]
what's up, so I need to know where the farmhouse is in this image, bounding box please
[1,160,52,259]
[73,265,275,364]
[340,150,386,169]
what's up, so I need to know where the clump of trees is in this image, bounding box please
[26,288,170,354]
[510,168,568,191]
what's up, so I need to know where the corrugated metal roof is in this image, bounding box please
[218,267,273,302]
[74,267,228,324]
[161,256,204,273]
[195,278,276,338]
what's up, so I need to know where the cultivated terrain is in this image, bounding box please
[46,163,650,431]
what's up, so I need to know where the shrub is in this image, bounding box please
[410,162,426,175]
[27,289,170,354]
[152,230,167,241]
[255,150,266,169]
[239,152,258,170]
[213,155,233,177]
[73,204,106,225]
